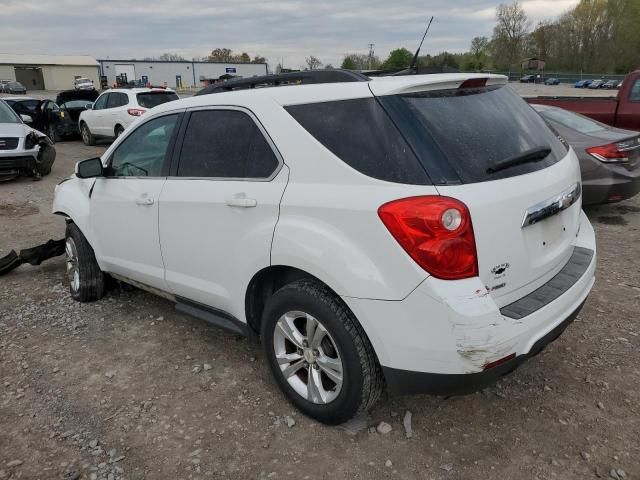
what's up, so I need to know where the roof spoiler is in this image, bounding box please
[196,69,369,96]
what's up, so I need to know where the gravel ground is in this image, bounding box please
[1,140,639,480]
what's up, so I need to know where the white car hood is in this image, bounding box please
[0,122,33,138]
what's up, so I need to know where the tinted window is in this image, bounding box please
[9,100,40,113]
[93,94,108,110]
[286,98,429,184]
[630,79,640,102]
[391,86,567,184]
[177,110,279,178]
[107,92,128,108]
[537,107,605,134]
[109,114,178,177]
[136,92,179,108]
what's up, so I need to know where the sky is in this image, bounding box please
[0,0,579,68]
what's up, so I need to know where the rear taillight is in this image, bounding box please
[378,196,478,280]
[586,138,640,163]
[127,108,146,117]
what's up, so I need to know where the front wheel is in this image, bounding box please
[65,223,105,302]
[261,280,384,424]
[80,122,95,146]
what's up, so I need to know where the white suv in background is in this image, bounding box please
[53,73,596,424]
[78,87,178,145]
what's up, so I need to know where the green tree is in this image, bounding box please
[382,48,413,70]
[341,57,356,69]
[341,53,381,70]
[491,2,531,70]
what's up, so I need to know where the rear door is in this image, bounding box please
[158,107,287,316]
[371,79,582,307]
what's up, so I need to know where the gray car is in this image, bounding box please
[1,81,27,94]
[532,104,640,205]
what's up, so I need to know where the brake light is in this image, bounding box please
[459,78,488,89]
[127,108,146,117]
[586,138,639,163]
[378,196,478,280]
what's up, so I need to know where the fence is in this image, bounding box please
[475,71,627,84]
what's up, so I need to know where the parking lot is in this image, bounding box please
[1,133,639,479]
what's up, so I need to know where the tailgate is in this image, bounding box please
[437,151,582,307]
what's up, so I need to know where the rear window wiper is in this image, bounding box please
[486,147,552,175]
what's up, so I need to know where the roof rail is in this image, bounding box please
[196,69,369,96]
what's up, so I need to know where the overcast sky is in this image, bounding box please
[1,0,579,68]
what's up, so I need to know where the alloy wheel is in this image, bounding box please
[273,311,344,404]
[65,237,80,294]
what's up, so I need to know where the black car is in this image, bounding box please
[532,104,640,205]
[1,81,27,94]
[43,90,99,141]
[520,75,536,83]
[5,90,99,141]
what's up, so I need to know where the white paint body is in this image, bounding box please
[54,73,597,376]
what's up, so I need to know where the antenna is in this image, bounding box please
[409,16,434,73]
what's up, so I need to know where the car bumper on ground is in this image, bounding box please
[343,210,596,396]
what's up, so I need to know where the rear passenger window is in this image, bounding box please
[106,92,128,108]
[285,98,430,185]
[177,110,279,179]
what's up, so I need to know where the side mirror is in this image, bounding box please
[75,157,104,179]
[20,114,33,124]
[85,103,94,110]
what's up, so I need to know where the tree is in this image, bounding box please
[341,53,381,70]
[470,37,490,60]
[236,52,251,63]
[305,56,323,70]
[208,48,234,62]
[382,48,413,70]
[252,55,267,64]
[491,1,531,70]
[158,52,186,61]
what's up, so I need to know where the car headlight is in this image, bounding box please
[24,131,39,149]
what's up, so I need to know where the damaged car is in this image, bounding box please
[51,72,596,424]
[0,98,56,181]
[42,90,100,142]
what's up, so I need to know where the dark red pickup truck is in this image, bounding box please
[526,70,640,131]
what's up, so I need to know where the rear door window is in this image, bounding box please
[176,109,279,179]
[285,98,430,185]
[382,86,567,184]
[137,91,179,109]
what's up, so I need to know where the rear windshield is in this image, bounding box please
[538,107,605,134]
[136,91,179,109]
[388,85,567,184]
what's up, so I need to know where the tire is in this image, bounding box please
[114,125,124,138]
[80,122,96,146]
[261,280,384,424]
[65,223,105,302]
[47,124,61,143]
[36,143,55,176]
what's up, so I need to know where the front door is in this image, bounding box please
[159,108,287,317]
[90,112,181,290]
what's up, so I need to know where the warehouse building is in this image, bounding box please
[0,54,100,90]
[98,60,268,88]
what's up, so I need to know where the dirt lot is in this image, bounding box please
[1,140,639,480]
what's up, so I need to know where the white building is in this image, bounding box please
[98,60,268,88]
[0,54,100,90]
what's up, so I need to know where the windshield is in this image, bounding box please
[0,101,20,123]
[382,85,567,184]
[538,107,606,135]
[7,99,40,112]
[136,91,178,108]
[61,100,90,109]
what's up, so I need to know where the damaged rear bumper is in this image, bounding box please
[382,299,585,395]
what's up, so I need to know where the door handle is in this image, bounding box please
[135,195,154,206]
[225,196,257,208]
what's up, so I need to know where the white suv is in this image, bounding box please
[78,87,178,145]
[53,73,596,424]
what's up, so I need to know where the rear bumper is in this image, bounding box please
[382,299,585,395]
[342,210,596,395]
[583,174,640,205]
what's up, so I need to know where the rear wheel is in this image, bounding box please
[261,280,384,424]
[65,223,105,302]
[80,122,95,146]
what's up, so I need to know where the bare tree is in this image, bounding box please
[158,52,186,61]
[305,56,323,70]
[470,37,489,60]
[491,2,531,70]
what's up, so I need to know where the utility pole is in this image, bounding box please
[367,43,375,70]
